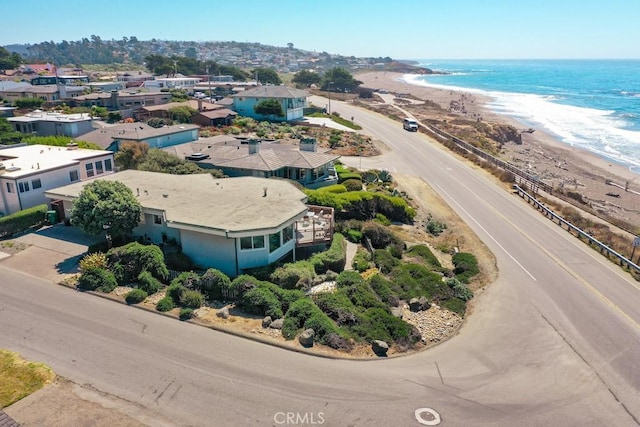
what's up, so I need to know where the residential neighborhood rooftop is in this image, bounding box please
[0,144,112,178]
[45,170,309,234]
[79,123,199,149]
[232,85,310,99]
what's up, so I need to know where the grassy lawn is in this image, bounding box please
[0,349,55,408]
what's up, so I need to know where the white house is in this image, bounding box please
[45,170,334,277]
[142,77,202,93]
[0,144,115,216]
[231,86,309,122]
[8,110,95,138]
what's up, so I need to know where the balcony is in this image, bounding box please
[295,205,334,247]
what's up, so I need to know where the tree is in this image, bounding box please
[71,180,142,240]
[321,67,363,93]
[138,148,206,175]
[169,105,196,123]
[14,98,44,109]
[292,70,321,88]
[253,99,284,120]
[252,67,281,85]
[0,118,23,145]
[115,141,149,170]
[0,46,22,71]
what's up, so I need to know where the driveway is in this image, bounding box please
[0,224,102,283]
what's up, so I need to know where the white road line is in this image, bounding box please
[433,183,537,281]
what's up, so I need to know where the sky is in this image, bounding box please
[2,0,638,59]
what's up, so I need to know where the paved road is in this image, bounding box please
[2,98,640,426]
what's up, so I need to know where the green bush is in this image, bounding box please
[342,179,363,192]
[239,284,283,318]
[313,292,359,326]
[77,267,118,292]
[426,217,447,236]
[137,271,163,294]
[0,204,48,238]
[303,190,415,223]
[107,242,168,284]
[345,229,363,243]
[445,277,474,302]
[166,283,186,304]
[362,222,398,249]
[372,249,399,274]
[351,250,371,272]
[125,288,148,304]
[341,282,384,310]
[318,184,348,194]
[368,274,397,305]
[165,251,197,271]
[338,172,362,183]
[350,308,415,343]
[156,296,175,312]
[406,245,443,271]
[171,271,201,289]
[452,252,479,284]
[199,268,232,301]
[79,252,108,272]
[229,274,261,299]
[179,308,194,320]
[180,289,204,308]
[282,298,339,344]
[309,233,346,274]
[270,261,316,290]
[335,270,365,288]
[373,213,391,226]
[389,264,452,301]
[441,297,466,316]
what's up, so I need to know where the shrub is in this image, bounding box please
[351,249,371,272]
[389,264,452,301]
[319,184,348,194]
[156,296,175,312]
[338,172,362,183]
[445,278,474,302]
[107,242,168,283]
[426,217,447,236]
[342,179,363,192]
[373,213,391,226]
[166,283,186,304]
[0,204,48,238]
[79,252,108,272]
[372,249,399,274]
[351,308,414,343]
[171,271,201,289]
[441,297,466,316]
[282,298,339,344]
[345,229,363,243]
[368,273,396,305]
[165,251,197,271]
[406,245,443,271]
[313,292,359,326]
[229,274,261,300]
[452,252,479,284]
[238,284,283,318]
[125,289,148,304]
[309,233,346,274]
[77,267,118,292]
[180,290,205,308]
[341,282,384,310]
[270,261,316,290]
[199,268,232,301]
[179,308,194,320]
[362,222,398,249]
[137,271,163,294]
[336,270,365,288]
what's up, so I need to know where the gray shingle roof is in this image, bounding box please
[0,410,21,427]
[232,86,309,99]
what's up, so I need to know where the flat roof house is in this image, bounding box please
[45,170,334,277]
[0,144,114,216]
[232,86,309,122]
[8,110,95,138]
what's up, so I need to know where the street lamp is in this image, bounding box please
[327,81,334,116]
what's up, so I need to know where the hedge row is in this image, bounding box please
[304,190,415,223]
[309,233,346,274]
[0,204,48,238]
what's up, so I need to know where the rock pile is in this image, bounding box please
[401,304,462,343]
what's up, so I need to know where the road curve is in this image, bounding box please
[1,97,639,426]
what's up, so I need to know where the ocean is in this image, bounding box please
[403,60,640,174]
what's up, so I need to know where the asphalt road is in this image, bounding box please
[1,97,640,426]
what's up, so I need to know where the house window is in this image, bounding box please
[283,224,293,244]
[269,231,281,253]
[31,178,42,189]
[240,235,265,250]
[18,181,30,193]
[69,170,79,182]
[154,215,162,225]
[86,163,94,177]
[104,159,113,172]
[6,182,14,193]
[95,161,104,175]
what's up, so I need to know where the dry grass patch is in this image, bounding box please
[0,349,55,408]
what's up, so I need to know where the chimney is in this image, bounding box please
[110,90,118,108]
[198,99,203,112]
[248,139,260,154]
[300,137,317,152]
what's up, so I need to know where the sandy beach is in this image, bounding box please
[355,71,640,230]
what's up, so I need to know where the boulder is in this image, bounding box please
[216,306,230,319]
[269,318,284,329]
[262,316,272,328]
[409,297,421,312]
[298,329,315,347]
[390,307,404,318]
[372,340,389,357]
[418,296,431,311]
